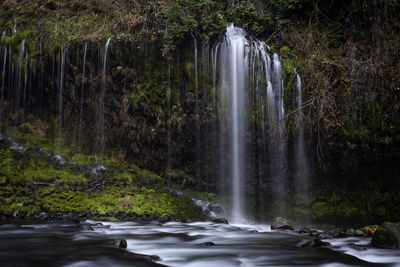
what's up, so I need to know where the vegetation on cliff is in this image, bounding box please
[0,0,399,224]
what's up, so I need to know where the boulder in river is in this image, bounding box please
[372,222,400,249]
[299,228,312,235]
[344,228,365,237]
[117,239,128,249]
[319,228,344,239]
[201,242,215,246]
[78,222,94,231]
[296,237,330,248]
[271,217,294,231]
[212,218,229,224]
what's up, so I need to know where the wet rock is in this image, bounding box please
[159,215,170,223]
[299,228,312,235]
[296,237,330,248]
[207,203,225,214]
[118,239,128,249]
[271,217,294,231]
[311,230,321,236]
[78,222,94,231]
[350,244,367,251]
[212,218,229,224]
[359,225,378,236]
[345,228,365,237]
[319,228,344,239]
[372,222,400,249]
[201,242,215,246]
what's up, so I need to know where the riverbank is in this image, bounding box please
[0,132,207,223]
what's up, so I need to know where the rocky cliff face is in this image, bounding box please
[1,0,399,224]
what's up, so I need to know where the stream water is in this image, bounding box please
[1,221,399,267]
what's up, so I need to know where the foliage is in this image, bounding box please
[0,183,204,219]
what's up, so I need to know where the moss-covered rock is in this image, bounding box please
[271,217,294,231]
[211,217,228,224]
[371,226,398,249]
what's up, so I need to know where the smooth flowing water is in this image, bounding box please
[294,71,309,194]
[219,25,247,223]
[1,221,399,267]
[0,45,7,132]
[215,24,294,221]
[15,40,25,112]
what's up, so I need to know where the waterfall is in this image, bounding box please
[269,53,287,211]
[211,43,220,110]
[78,42,87,147]
[99,38,111,156]
[22,51,28,112]
[166,63,171,172]
[193,35,201,184]
[15,40,25,112]
[219,25,248,222]
[57,47,67,153]
[212,24,294,221]
[0,46,7,132]
[294,71,309,197]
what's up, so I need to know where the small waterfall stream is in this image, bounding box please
[15,40,25,113]
[57,47,67,153]
[98,38,111,156]
[78,42,87,147]
[294,70,309,196]
[0,45,7,132]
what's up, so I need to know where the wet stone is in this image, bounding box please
[271,217,294,231]
[297,238,330,248]
[212,218,229,224]
[201,242,215,246]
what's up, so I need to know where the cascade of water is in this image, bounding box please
[78,43,87,147]
[57,47,67,153]
[211,43,220,110]
[99,38,111,156]
[12,20,17,36]
[193,35,201,184]
[0,46,7,132]
[39,39,43,114]
[27,54,32,113]
[268,53,287,209]
[219,24,248,223]
[15,40,25,112]
[22,51,28,112]
[213,24,294,221]
[166,63,171,172]
[294,70,309,195]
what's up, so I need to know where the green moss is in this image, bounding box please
[371,226,397,249]
[0,184,204,220]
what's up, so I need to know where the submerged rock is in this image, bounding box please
[296,237,330,248]
[319,228,344,239]
[271,217,294,231]
[212,218,229,224]
[201,242,215,246]
[350,243,367,251]
[118,239,128,249]
[372,222,400,249]
[344,228,365,237]
[299,228,312,235]
[78,222,94,231]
